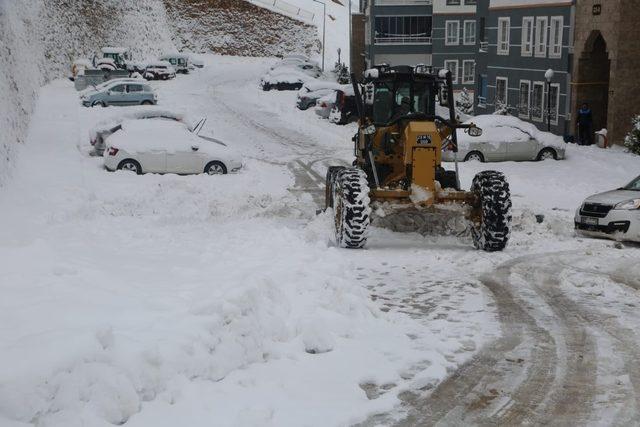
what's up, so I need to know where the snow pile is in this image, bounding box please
[0,0,174,185]
[461,114,565,148]
[164,0,319,58]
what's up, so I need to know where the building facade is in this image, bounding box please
[362,0,434,68]
[474,0,574,136]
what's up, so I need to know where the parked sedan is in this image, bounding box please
[81,79,157,107]
[143,61,176,80]
[104,120,242,175]
[575,175,640,242]
[442,115,566,162]
[89,108,200,155]
[261,68,313,91]
[296,81,343,110]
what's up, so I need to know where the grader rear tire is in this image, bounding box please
[333,168,371,249]
[471,171,512,252]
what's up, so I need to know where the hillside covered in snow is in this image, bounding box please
[0,0,318,185]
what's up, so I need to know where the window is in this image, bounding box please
[446,20,460,45]
[497,18,510,55]
[496,77,508,108]
[463,20,476,45]
[464,0,477,4]
[521,17,534,57]
[374,16,432,44]
[518,80,530,118]
[444,60,459,84]
[446,0,461,4]
[110,85,125,93]
[535,16,548,57]
[531,81,545,121]
[462,60,475,84]
[549,16,563,58]
[128,85,142,93]
[549,83,560,124]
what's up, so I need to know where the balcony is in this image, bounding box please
[479,41,488,52]
[375,36,432,45]
[376,0,433,5]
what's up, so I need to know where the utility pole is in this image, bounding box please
[312,0,327,72]
[545,68,554,132]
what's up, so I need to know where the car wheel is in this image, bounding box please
[117,159,142,175]
[204,161,227,175]
[141,100,153,105]
[537,147,557,161]
[92,101,107,108]
[465,151,485,162]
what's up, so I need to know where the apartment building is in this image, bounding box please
[432,0,478,95]
[474,1,574,136]
[362,0,434,68]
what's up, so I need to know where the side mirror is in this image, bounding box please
[439,86,449,107]
[364,83,375,106]
[363,124,376,135]
[467,125,483,137]
[191,145,199,151]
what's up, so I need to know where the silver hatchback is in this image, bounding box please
[81,79,157,107]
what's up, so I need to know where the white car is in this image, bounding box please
[442,115,566,162]
[104,120,243,175]
[575,175,640,242]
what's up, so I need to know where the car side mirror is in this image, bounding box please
[439,86,449,107]
[191,145,199,151]
[467,125,483,137]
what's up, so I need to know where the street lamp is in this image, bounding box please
[312,0,327,72]
[312,0,346,72]
[545,68,554,132]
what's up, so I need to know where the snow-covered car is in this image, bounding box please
[575,175,640,242]
[270,60,321,78]
[296,81,343,110]
[103,120,242,175]
[144,61,176,80]
[442,115,566,162]
[159,53,192,74]
[80,79,157,107]
[314,92,337,119]
[328,88,357,125]
[89,108,200,155]
[190,55,205,69]
[261,68,315,91]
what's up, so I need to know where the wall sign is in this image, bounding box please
[593,4,602,15]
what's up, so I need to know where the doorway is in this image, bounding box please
[575,31,610,134]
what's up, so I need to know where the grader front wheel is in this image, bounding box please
[332,168,371,249]
[470,171,512,252]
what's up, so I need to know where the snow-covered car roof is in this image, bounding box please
[106,120,230,156]
[299,80,343,93]
[73,58,93,67]
[146,60,173,68]
[102,47,129,54]
[89,108,196,140]
[459,115,565,148]
[262,67,314,84]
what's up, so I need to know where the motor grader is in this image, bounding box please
[325,65,512,251]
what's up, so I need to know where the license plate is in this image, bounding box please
[582,216,598,226]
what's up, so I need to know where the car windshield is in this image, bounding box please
[623,175,640,190]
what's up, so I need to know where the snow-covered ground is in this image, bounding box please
[1,55,640,426]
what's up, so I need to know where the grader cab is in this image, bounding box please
[325,65,512,251]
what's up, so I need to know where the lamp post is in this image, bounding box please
[312,0,327,72]
[545,68,554,132]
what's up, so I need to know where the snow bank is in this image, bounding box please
[0,0,174,186]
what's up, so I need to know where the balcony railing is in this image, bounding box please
[376,0,433,5]
[375,36,432,45]
[477,96,487,107]
[479,41,488,52]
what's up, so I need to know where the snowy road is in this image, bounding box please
[1,55,640,427]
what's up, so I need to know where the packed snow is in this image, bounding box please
[1,53,640,427]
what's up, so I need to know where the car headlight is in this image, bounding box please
[614,199,640,210]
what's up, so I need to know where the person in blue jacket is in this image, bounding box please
[576,103,593,145]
